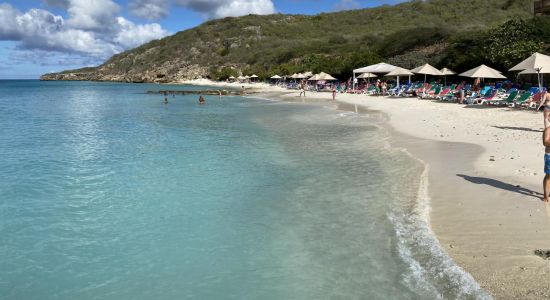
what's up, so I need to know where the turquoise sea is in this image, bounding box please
[0,81,489,299]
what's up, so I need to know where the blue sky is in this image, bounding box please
[0,0,406,79]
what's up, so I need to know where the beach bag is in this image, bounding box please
[543,127,550,147]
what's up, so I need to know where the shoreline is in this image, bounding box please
[181,79,550,299]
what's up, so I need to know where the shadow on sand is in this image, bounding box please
[457,174,543,201]
[492,126,542,133]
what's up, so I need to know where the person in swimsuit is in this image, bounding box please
[198,95,206,105]
[542,91,550,202]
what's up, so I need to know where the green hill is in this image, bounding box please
[41,0,542,82]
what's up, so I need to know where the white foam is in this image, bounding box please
[391,155,493,299]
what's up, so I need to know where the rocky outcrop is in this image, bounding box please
[40,63,209,83]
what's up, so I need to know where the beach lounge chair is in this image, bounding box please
[479,90,499,105]
[527,92,544,109]
[500,89,519,106]
[424,86,442,99]
[510,91,532,108]
[436,88,451,100]
[464,92,478,105]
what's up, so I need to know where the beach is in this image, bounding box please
[183,79,550,299]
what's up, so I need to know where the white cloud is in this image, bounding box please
[128,0,275,20]
[210,0,275,18]
[0,3,21,39]
[115,17,167,48]
[0,2,169,65]
[129,0,169,20]
[66,0,120,31]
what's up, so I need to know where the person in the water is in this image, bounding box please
[199,95,206,104]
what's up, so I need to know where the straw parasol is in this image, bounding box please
[303,71,314,77]
[354,62,398,74]
[440,68,456,85]
[270,75,282,79]
[385,67,414,88]
[353,63,398,90]
[411,63,444,83]
[250,74,259,78]
[510,52,550,90]
[459,65,506,79]
[317,72,337,81]
[357,72,378,79]
[308,74,320,81]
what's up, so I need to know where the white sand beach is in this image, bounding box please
[182,79,550,299]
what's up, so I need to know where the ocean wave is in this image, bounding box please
[390,156,492,299]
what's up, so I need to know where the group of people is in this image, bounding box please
[161,92,221,105]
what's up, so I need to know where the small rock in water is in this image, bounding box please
[490,158,495,162]
[534,249,550,260]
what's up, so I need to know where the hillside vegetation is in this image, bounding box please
[41,0,543,82]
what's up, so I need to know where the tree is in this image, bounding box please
[482,19,545,69]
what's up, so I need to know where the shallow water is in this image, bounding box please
[0,81,489,299]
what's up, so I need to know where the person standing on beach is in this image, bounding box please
[299,80,306,97]
[542,92,550,201]
[332,85,336,101]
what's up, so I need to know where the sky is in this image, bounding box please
[0,0,408,79]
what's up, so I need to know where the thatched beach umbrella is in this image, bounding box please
[353,63,398,89]
[440,68,456,85]
[270,75,282,79]
[385,67,413,88]
[354,62,398,74]
[411,63,444,83]
[308,74,320,81]
[510,52,550,90]
[357,72,377,79]
[317,72,337,81]
[459,65,506,79]
[356,72,377,84]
